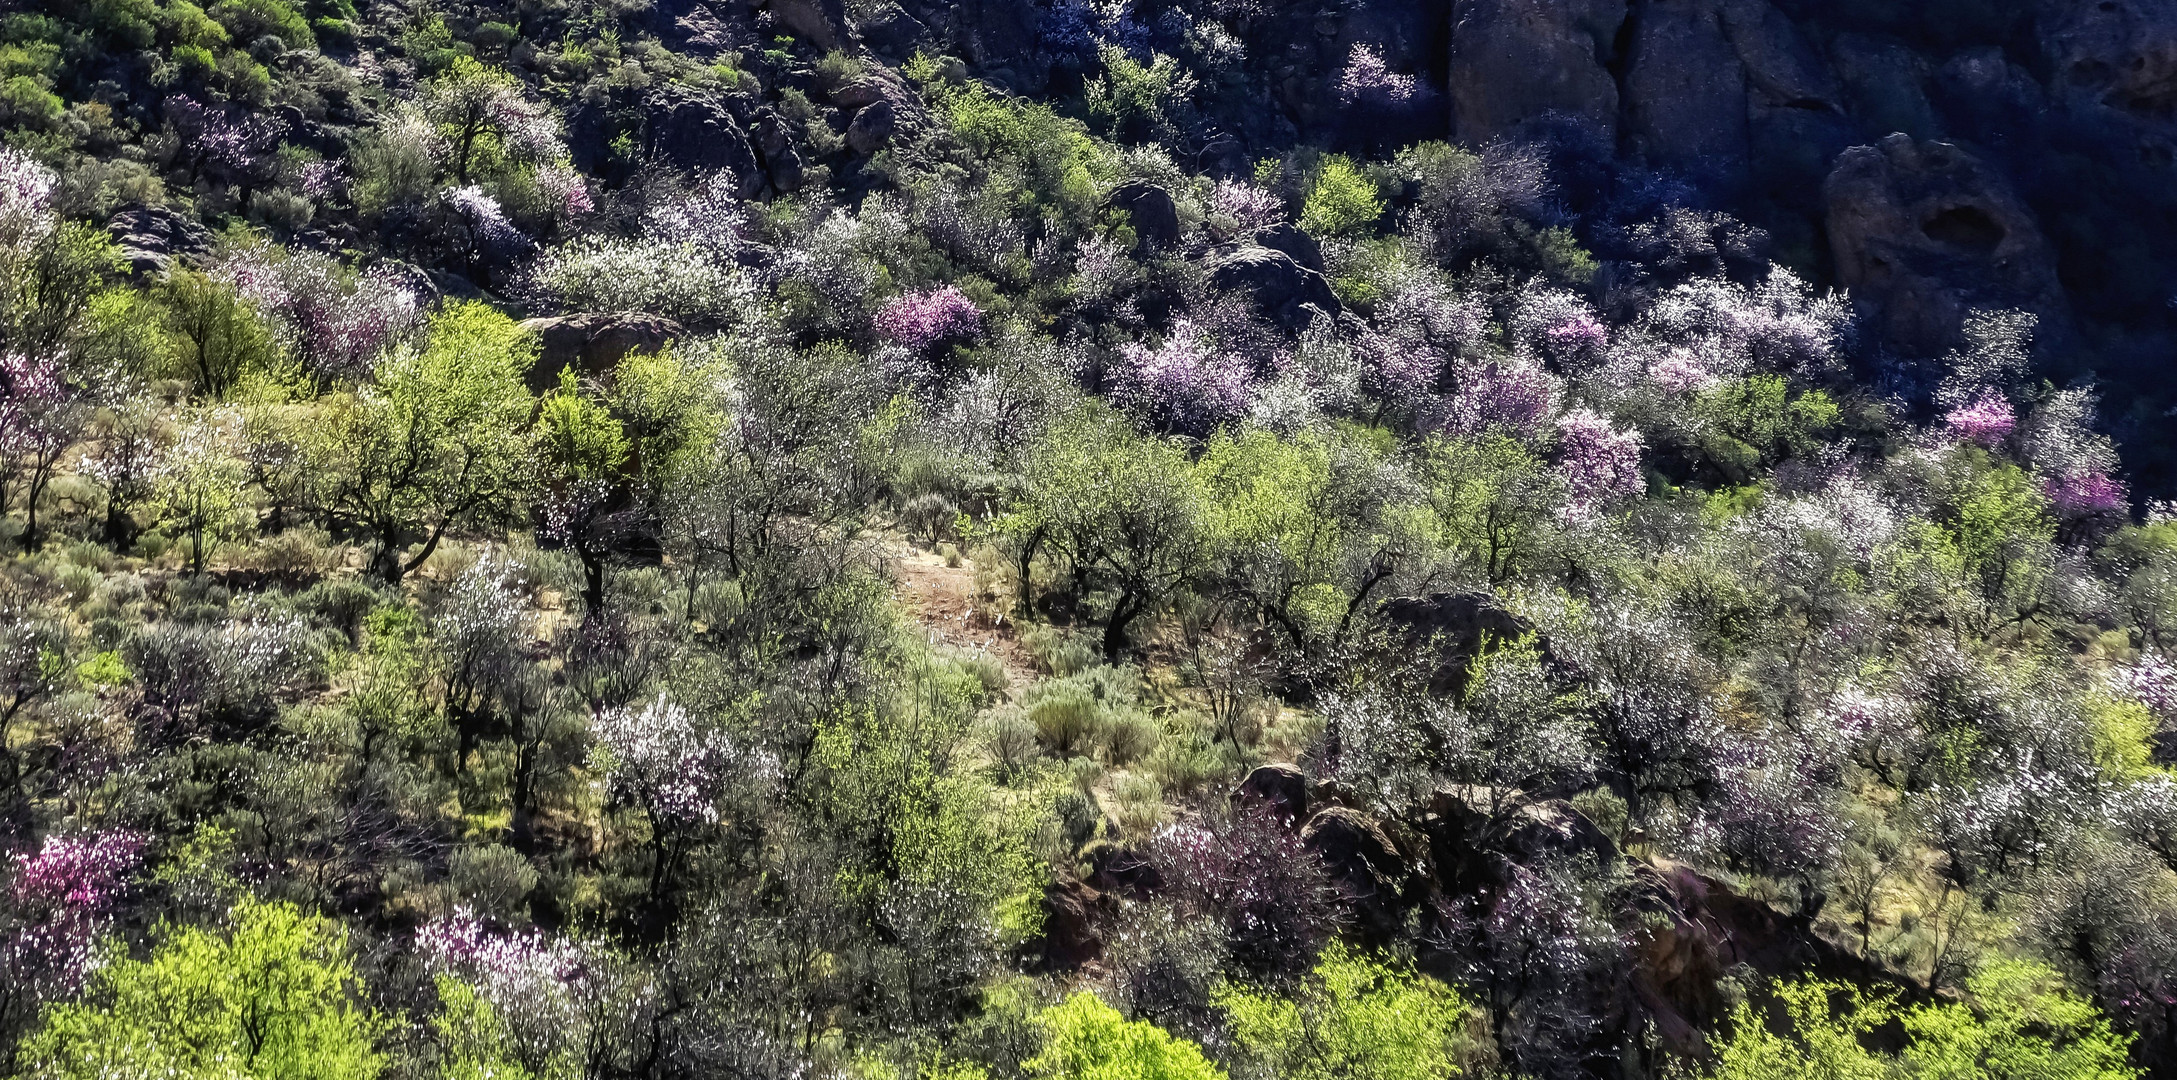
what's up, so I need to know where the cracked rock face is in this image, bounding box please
[1447,0,1626,143]
[2042,0,2177,123]
[1823,134,2067,354]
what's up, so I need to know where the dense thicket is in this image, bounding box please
[0,0,2173,1077]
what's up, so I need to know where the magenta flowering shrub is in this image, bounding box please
[1554,408,1644,515]
[1209,177,1282,234]
[875,286,983,351]
[2114,653,2177,721]
[1647,347,1715,394]
[166,95,280,188]
[1147,808,1345,975]
[1431,360,1561,442]
[210,245,422,379]
[2046,470,2126,518]
[1693,739,1845,906]
[2,830,147,997]
[535,162,594,220]
[1943,390,2016,449]
[1108,320,1255,436]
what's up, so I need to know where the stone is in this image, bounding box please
[1252,222,1325,275]
[645,91,764,197]
[1034,876,1113,971]
[1232,763,1310,823]
[519,313,686,392]
[1480,797,1619,867]
[1108,182,1180,252]
[1300,806,1409,938]
[1447,0,1626,144]
[770,0,849,49]
[845,98,897,154]
[2040,0,2177,122]
[1622,0,1751,177]
[1823,134,2067,354]
[1377,593,1533,697]
[1207,245,1341,330]
[106,205,214,277]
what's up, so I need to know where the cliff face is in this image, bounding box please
[807,0,2177,485]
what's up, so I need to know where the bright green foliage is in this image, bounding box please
[302,301,536,582]
[431,975,536,1080]
[1694,376,1841,483]
[1085,46,1198,145]
[609,346,723,506]
[1299,155,1383,239]
[20,898,388,1080]
[424,56,526,185]
[937,80,1106,231]
[1408,433,1560,583]
[155,269,286,399]
[1024,993,1226,1080]
[539,367,628,484]
[1198,426,1383,647]
[1706,963,2139,1080]
[210,0,313,48]
[1,222,123,356]
[1216,943,1476,1080]
[1009,407,1211,658]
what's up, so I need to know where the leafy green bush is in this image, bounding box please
[1025,993,1225,1080]
[1216,943,1477,1080]
[1298,155,1382,239]
[21,898,388,1080]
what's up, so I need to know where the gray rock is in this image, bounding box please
[2040,0,2177,122]
[1622,0,1751,176]
[1233,763,1310,823]
[646,91,764,198]
[1448,0,1626,143]
[845,98,897,154]
[106,205,214,277]
[770,0,849,49]
[1109,182,1180,252]
[1252,223,1325,275]
[1823,134,2067,354]
[519,313,686,393]
[1207,244,1341,330]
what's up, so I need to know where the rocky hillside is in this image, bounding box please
[1,0,2177,1078]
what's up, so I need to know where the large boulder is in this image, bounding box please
[1232,763,1310,824]
[1252,223,1326,275]
[1378,593,1533,697]
[646,91,764,197]
[520,313,685,392]
[1481,797,1619,867]
[1447,0,1626,144]
[106,205,214,277]
[845,98,897,155]
[1109,182,1181,253]
[1622,0,1751,176]
[1823,134,2067,353]
[2040,0,2177,123]
[1034,876,1114,972]
[770,0,849,49]
[1207,245,1341,330]
[1300,807,1410,939]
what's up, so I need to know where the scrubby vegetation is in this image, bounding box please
[0,0,2173,1077]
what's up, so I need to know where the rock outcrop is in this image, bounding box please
[107,205,214,276]
[1207,244,1342,330]
[645,90,765,197]
[1232,763,1310,823]
[520,313,686,392]
[1378,593,1533,696]
[1447,0,1625,143]
[1823,134,2066,354]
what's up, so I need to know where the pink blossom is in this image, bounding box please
[1210,178,1282,233]
[0,352,73,457]
[1109,320,1254,437]
[445,185,529,252]
[4,830,147,996]
[1542,313,1607,364]
[2114,653,2177,720]
[1555,407,1645,515]
[2045,470,2125,517]
[536,162,592,219]
[1432,360,1560,442]
[874,286,983,351]
[297,160,345,201]
[0,147,55,243]
[1943,390,2016,449]
[1648,347,1714,394]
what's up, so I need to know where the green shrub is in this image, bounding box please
[1299,155,1383,238]
[1025,993,1225,1080]
[1216,943,1477,1080]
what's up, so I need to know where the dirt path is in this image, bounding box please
[887,540,1040,692]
